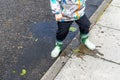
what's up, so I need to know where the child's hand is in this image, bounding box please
[55,14,63,21]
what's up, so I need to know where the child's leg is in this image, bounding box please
[75,15,90,34]
[75,15,96,50]
[56,21,73,41]
[51,21,73,58]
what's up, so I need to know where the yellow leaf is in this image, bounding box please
[69,27,77,32]
[20,69,27,76]
[73,49,80,53]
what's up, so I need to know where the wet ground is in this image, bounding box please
[0,0,103,80]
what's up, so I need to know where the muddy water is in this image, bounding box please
[73,44,104,59]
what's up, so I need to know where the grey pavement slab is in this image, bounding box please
[54,55,120,80]
[96,4,120,30]
[111,0,120,7]
[90,25,120,63]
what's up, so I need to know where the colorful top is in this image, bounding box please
[50,0,86,22]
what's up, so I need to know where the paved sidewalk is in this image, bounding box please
[54,0,120,80]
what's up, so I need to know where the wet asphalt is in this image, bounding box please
[0,0,103,80]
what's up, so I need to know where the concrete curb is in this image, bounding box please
[40,0,113,80]
[90,0,113,29]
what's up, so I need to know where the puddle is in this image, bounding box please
[72,44,120,65]
[73,44,104,59]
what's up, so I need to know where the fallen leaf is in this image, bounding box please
[69,26,77,32]
[12,70,16,74]
[18,46,23,49]
[72,49,80,53]
[20,69,27,76]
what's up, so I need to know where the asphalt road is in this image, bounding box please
[0,0,103,80]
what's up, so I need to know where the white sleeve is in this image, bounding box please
[50,0,62,14]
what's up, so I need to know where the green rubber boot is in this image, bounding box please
[81,34,96,50]
[51,41,63,58]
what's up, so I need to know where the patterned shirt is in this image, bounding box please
[50,0,86,22]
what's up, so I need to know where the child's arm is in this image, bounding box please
[50,0,62,21]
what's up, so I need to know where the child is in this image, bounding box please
[50,0,96,58]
